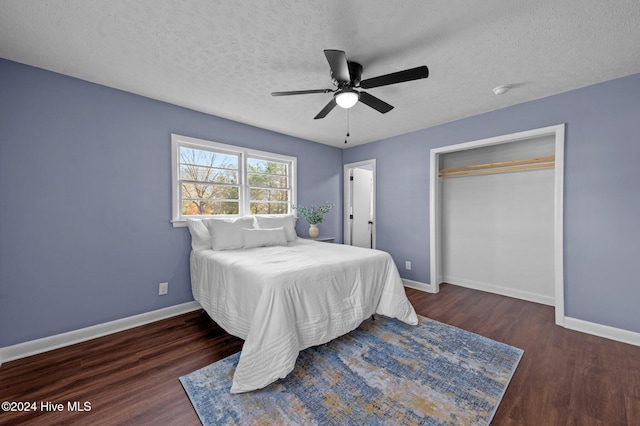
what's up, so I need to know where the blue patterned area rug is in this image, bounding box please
[180,315,523,425]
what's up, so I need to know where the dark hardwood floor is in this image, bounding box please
[1,283,638,425]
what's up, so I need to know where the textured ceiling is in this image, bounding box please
[1,0,639,148]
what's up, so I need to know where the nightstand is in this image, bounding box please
[309,236,335,243]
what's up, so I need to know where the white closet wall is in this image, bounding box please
[440,135,556,305]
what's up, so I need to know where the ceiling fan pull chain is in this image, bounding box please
[345,109,350,144]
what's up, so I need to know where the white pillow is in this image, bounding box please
[254,214,297,242]
[208,216,255,251]
[242,227,288,249]
[185,219,212,251]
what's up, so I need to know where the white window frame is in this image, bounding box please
[171,134,297,227]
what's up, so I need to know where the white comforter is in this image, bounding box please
[190,238,418,393]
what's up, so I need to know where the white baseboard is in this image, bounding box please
[402,278,437,293]
[443,276,555,306]
[406,278,639,347]
[410,277,639,347]
[0,301,201,367]
[564,316,640,347]
[4,294,636,370]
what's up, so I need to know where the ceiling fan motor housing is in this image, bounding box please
[332,61,363,88]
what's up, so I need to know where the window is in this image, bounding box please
[171,134,296,226]
[247,156,291,214]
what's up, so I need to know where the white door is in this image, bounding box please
[351,167,373,248]
[344,160,376,248]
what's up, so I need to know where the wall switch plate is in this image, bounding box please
[405,261,412,270]
[159,282,169,295]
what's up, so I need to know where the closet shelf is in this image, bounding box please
[439,156,555,178]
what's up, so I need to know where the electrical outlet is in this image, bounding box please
[159,282,169,295]
[405,261,412,270]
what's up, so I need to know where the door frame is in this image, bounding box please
[344,159,376,247]
[429,124,565,325]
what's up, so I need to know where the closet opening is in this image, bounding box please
[430,124,565,325]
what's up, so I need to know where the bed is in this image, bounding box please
[186,215,418,393]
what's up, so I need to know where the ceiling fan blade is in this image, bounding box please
[324,49,351,83]
[314,98,337,119]
[271,89,333,96]
[359,65,429,89]
[358,91,394,114]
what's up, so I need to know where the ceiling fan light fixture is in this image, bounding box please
[335,90,359,108]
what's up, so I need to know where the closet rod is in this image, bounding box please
[439,155,555,174]
[440,161,554,178]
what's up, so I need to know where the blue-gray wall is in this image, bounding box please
[0,59,342,347]
[2,57,638,348]
[343,72,640,334]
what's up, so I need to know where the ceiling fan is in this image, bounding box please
[271,49,429,119]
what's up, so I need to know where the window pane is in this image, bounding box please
[182,201,239,216]
[180,165,238,184]
[182,183,239,201]
[180,147,238,169]
[249,188,289,202]
[250,202,289,215]
[247,158,288,175]
[247,173,288,188]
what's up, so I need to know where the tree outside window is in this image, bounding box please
[172,134,296,222]
[179,147,240,215]
[248,158,290,214]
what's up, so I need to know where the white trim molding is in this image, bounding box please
[402,278,437,294]
[402,280,639,347]
[564,317,640,347]
[443,276,555,306]
[0,301,201,367]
